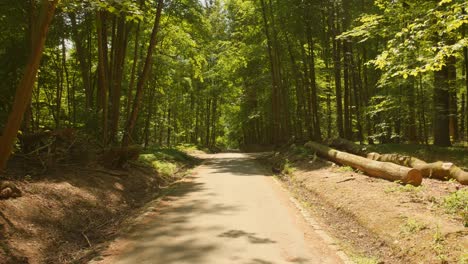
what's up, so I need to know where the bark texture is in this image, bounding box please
[367,152,468,185]
[0,0,58,170]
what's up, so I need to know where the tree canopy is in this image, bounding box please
[0,0,467,169]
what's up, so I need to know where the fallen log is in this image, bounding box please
[367,152,468,185]
[304,141,422,186]
[327,139,468,185]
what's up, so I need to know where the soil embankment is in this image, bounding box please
[0,149,197,264]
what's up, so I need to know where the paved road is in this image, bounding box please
[91,153,347,264]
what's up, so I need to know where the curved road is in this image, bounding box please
[90,153,348,264]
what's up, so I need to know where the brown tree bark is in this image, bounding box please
[367,153,468,185]
[0,0,59,170]
[109,17,129,144]
[122,0,164,147]
[259,0,281,144]
[96,11,110,143]
[304,142,422,186]
[433,66,451,147]
[126,21,141,120]
[331,4,344,138]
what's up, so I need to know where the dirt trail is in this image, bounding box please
[89,153,348,264]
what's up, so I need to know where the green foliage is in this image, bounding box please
[338,166,354,173]
[351,255,381,264]
[344,0,468,82]
[442,189,468,226]
[282,159,296,175]
[400,218,428,234]
[385,184,424,193]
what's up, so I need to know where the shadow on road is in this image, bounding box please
[111,177,240,263]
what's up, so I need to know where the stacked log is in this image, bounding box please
[325,138,468,185]
[305,142,422,186]
[367,153,468,185]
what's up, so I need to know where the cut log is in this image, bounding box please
[305,142,422,186]
[325,139,468,185]
[367,152,468,185]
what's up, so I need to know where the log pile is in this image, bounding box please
[367,152,468,185]
[315,138,468,185]
[305,141,423,186]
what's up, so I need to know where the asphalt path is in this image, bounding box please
[90,153,348,264]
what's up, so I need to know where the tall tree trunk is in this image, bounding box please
[126,21,141,120]
[205,98,211,147]
[464,25,468,141]
[259,0,280,144]
[144,86,156,149]
[109,17,129,144]
[0,0,58,170]
[211,96,218,147]
[331,5,344,138]
[433,67,452,147]
[122,0,164,147]
[69,12,92,109]
[407,80,418,143]
[447,56,458,141]
[306,33,322,141]
[96,11,110,143]
[343,39,352,140]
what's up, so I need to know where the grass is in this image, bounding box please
[442,189,468,226]
[351,255,381,264]
[366,143,468,169]
[432,225,449,263]
[139,147,196,179]
[337,166,354,173]
[282,159,296,175]
[459,253,468,264]
[400,218,427,235]
[385,184,424,193]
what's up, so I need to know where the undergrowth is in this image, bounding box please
[384,184,424,193]
[400,218,427,235]
[139,147,196,180]
[442,189,468,226]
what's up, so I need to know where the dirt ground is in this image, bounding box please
[0,155,194,264]
[261,151,468,264]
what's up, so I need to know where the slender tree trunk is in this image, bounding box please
[211,96,218,147]
[122,0,164,147]
[343,39,352,139]
[109,17,129,144]
[96,11,110,143]
[62,35,71,126]
[205,98,211,147]
[144,86,156,149]
[259,0,280,144]
[407,80,418,143]
[69,12,92,109]
[0,0,58,170]
[126,21,141,120]
[433,67,452,147]
[306,34,322,141]
[464,25,468,141]
[331,5,344,138]
[447,56,458,141]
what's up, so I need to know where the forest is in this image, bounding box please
[0,0,467,263]
[0,0,467,168]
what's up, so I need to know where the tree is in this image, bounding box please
[0,0,59,170]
